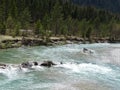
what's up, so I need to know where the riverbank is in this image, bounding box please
[0,35,120,49]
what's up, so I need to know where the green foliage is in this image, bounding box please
[19,8,31,29]
[86,26,93,39]
[5,15,20,37]
[43,14,51,31]
[0,0,119,39]
[34,20,44,37]
[51,1,63,36]
[0,23,6,35]
[61,24,68,36]
[10,0,18,19]
[79,19,88,39]
[5,15,15,35]
[14,21,21,36]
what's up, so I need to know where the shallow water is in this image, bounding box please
[0,43,120,90]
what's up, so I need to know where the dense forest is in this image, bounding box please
[72,0,120,13]
[0,0,120,41]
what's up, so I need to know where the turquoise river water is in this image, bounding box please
[0,43,120,90]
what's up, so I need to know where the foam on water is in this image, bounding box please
[55,63,112,74]
[110,49,120,64]
[0,62,113,81]
[0,64,45,79]
[56,62,120,89]
[0,65,19,79]
[97,47,120,65]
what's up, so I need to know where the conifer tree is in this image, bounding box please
[34,20,44,37]
[5,15,15,35]
[51,1,63,36]
[19,8,31,29]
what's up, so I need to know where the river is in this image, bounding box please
[0,43,120,90]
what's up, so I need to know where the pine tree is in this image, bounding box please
[34,20,44,37]
[86,26,93,40]
[14,21,21,36]
[10,0,18,19]
[0,23,6,35]
[51,1,63,36]
[5,15,15,35]
[79,19,88,40]
[65,16,73,36]
[43,14,51,31]
[19,8,31,29]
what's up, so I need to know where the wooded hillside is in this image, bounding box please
[0,0,120,40]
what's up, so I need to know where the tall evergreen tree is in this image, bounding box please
[5,15,15,35]
[19,8,31,29]
[51,1,63,36]
[34,20,44,37]
[10,0,18,19]
[79,19,88,40]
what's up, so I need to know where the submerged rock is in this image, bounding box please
[83,48,94,54]
[0,61,58,70]
[0,63,6,66]
[40,61,56,67]
[33,62,38,66]
[21,62,32,68]
[0,63,7,69]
